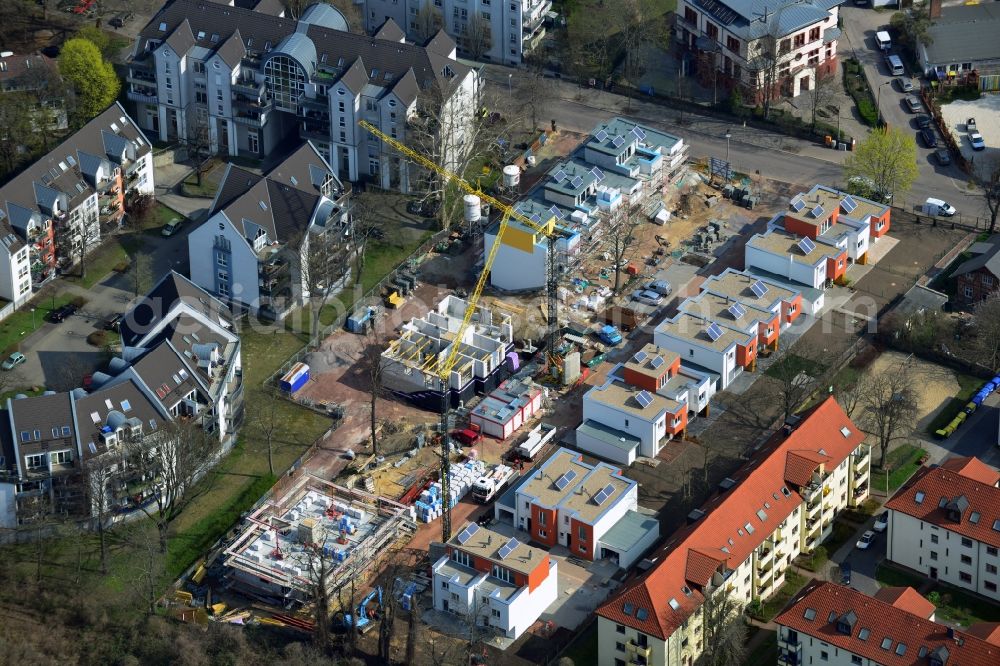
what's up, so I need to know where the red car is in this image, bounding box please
[450,425,482,446]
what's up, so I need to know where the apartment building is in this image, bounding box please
[187,141,351,318]
[885,456,1000,601]
[494,448,658,568]
[746,228,848,290]
[362,0,552,65]
[128,0,478,193]
[577,344,715,466]
[432,522,558,640]
[701,268,803,330]
[675,0,842,101]
[0,272,242,527]
[486,118,686,291]
[653,311,758,390]
[0,102,153,311]
[783,185,890,248]
[776,580,1000,666]
[595,397,870,666]
[952,235,1000,306]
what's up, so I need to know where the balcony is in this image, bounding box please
[758,546,773,562]
[126,69,156,86]
[233,112,264,128]
[300,124,330,142]
[853,484,869,499]
[758,556,774,575]
[127,89,158,105]
[626,641,651,659]
[232,78,265,97]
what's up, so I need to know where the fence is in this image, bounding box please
[890,200,994,233]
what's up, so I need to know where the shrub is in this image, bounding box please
[70,296,87,309]
[811,546,829,570]
[86,331,107,347]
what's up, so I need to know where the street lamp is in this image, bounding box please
[875,81,891,128]
[725,129,732,164]
[507,73,512,96]
[30,307,35,331]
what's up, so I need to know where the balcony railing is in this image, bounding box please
[233,113,264,128]
[127,90,158,104]
[232,78,265,96]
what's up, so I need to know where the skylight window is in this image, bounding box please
[88,441,97,454]
[881,637,892,650]
[858,628,870,641]
[896,643,906,656]
[158,22,167,31]
[668,598,680,611]
[259,200,268,210]
[197,31,206,40]
[90,412,101,424]
[623,603,634,616]
[970,512,980,524]
[121,400,132,412]
[745,522,755,534]
[803,608,816,621]
[840,426,851,437]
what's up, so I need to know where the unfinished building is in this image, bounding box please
[381,295,515,412]
[223,474,415,607]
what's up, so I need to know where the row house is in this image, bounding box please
[128,0,478,193]
[653,311,758,391]
[432,522,558,640]
[0,272,242,527]
[187,141,351,319]
[701,268,804,332]
[676,0,843,101]
[494,447,658,569]
[781,185,891,251]
[362,0,552,65]
[679,290,781,354]
[576,343,715,466]
[0,102,153,309]
[745,228,848,291]
[885,456,1000,601]
[777,580,1000,666]
[595,397,870,666]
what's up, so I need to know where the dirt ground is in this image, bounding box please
[862,350,960,433]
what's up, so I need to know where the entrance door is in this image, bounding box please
[800,75,810,93]
[930,567,938,579]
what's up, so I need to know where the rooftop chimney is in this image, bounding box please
[929,0,941,19]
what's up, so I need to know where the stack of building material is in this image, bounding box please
[412,460,487,523]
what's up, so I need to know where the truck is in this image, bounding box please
[471,464,517,503]
[450,423,482,446]
[598,306,643,332]
[597,324,623,346]
[512,422,558,461]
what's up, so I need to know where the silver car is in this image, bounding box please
[896,77,913,93]
[630,290,664,307]
[905,96,922,113]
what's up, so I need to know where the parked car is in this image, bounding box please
[919,128,937,148]
[840,562,852,586]
[905,97,922,113]
[856,530,876,550]
[934,149,952,166]
[104,313,122,331]
[967,117,977,132]
[451,425,482,446]
[630,290,664,307]
[109,11,133,27]
[969,132,986,151]
[915,115,932,130]
[161,218,184,237]
[1,352,25,370]
[924,197,957,217]
[48,303,77,323]
[643,279,673,296]
[896,77,913,92]
[597,324,623,346]
[873,511,889,533]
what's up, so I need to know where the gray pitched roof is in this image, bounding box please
[953,236,1000,279]
[73,379,168,461]
[0,220,24,255]
[209,165,262,215]
[923,3,1000,66]
[214,29,247,69]
[689,0,841,41]
[374,18,406,43]
[247,0,286,16]
[338,56,369,93]
[0,53,59,91]
[299,2,348,31]
[8,392,76,455]
[120,270,232,348]
[164,18,196,55]
[389,68,419,106]
[131,342,208,411]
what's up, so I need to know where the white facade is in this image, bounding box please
[189,213,263,312]
[0,242,31,308]
[581,390,673,458]
[653,325,739,390]
[484,225,549,292]
[745,239,828,290]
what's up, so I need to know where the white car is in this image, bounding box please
[631,290,664,307]
[924,197,957,217]
[873,512,888,533]
[969,132,986,151]
[856,530,876,550]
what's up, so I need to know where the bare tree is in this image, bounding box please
[464,14,493,61]
[300,544,337,656]
[125,193,155,232]
[361,329,387,457]
[348,191,381,277]
[125,419,219,553]
[605,203,643,294]
[413,5,444,42]
[835,373,869,421]
[981,166,1000,235]
[565,3,615,82]
[699,590,748,666]
[130,250,155,299]
[84,456,116,575]
[246,390,280,477]
[858,363,919,468]
[767,350,823,425]
[809,69,838,130]
[518,74,553,133]
[616,0,669,109]
[974,295,1000,370]
[746,20,792,121]
[300,226,350,345]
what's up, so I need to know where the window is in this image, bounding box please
[616,624,626,634]
[987,564,997,574]
[26,454,44,469]
[930,551,938,560]
[615,642,625,652]
[491,564,513,583]
[987,581,998,592]
[962,537,973,548]
[52,450,72,464]
[451,550,470,567]
[793,34,805,49]
[820,651,828,661]
[931,534,938,544]
[216,252,227,267]
[705,22,718,40]
[982,274,994,287]
[988,546,998,556]
[440,581,448,590]
[578,525,586,540]
[960,571,972,583]
[965,285,975,299]
[961,555,972,565]
[684,7,697,24]
[726,36,740,52]
[218,271,229,283]
[809,27,820,41]
[851,657,862,665]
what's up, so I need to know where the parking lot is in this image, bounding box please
[939,95,1000,173]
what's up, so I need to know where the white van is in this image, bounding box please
[875,30,891,51]
[886,54,905,76]
[923,198,956,217]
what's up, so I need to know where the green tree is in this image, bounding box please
[0,92,39,176]
[844,126,919,201]
[891,1,933,50]
[58,37,120,125]
[75,26,110,53]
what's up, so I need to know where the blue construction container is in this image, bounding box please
[279,362,310,393]
[346,306,377,333]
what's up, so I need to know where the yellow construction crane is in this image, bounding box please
[359,120,562,541]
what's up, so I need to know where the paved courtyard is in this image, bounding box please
[939,95,1000,173]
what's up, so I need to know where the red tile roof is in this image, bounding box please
[967,622,1000,646]
[776,581,1000,665]
[940,456,1000,487]
[784,449,831,486]
[596,397,865,640]
[872,586,936,619]
[885,461,1000,549]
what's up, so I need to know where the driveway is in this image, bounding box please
[831,514,887,596]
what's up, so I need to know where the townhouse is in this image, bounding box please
[782,185,891,250]
[432,522,558,640]
[187,141,351,319]
[700,268,803,330]
[0,272,243,528]
[576,344,716,466]
[595,397,871,666]
[776,580,1000,666]
[0,103,153,313]
[128,0,478,193]
[653,311,758,391]
[952,235,1000,306]
[362,0,552,65]
[675,0,842,101]
[679,290,781,354]
[494,447,658,569]
[745,228,848,291]
[486,118,686,292]
[885,456,1000,601]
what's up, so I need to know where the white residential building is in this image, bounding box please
[432,522,557,640]
[701,268,805,331]
[885,456,1000,601]
[653,312,758,390]
[595,397,870,666]
[745,228,848,291]
[363,0,552,65]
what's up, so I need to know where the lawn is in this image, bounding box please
[876,563,1000,626]
[0,291,81,355]
[871,443,926,493]
[745,629,777,665]
[560,621,598,666]
[766,353,827,380]
[758,570,808,621]
[925,373,987,435]
[63,235,140,289]
[144,202,186,233]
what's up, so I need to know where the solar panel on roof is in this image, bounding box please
[554,469,578,491]
[633,350,648,364]
[700,0,738,25]
[727,303,747,319]
[593,489,610,505]
[590,167,605,182]
[612,136,625,148]
[497,537,520,560]
[841,195,858,214]
[635,390,654,408]
[810,204,824,219]
[790,196,805,212]
[705,322,724,342]
[632,126,647,141]
[456,523,480,544]
[553,169,567,183]
[650,355,665,369]
[594,129,608,143]
[571,175,584,188]
[548,205,563,219]
[797,236,817,254]
[750,279,769,298]
[530,213,542,223]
